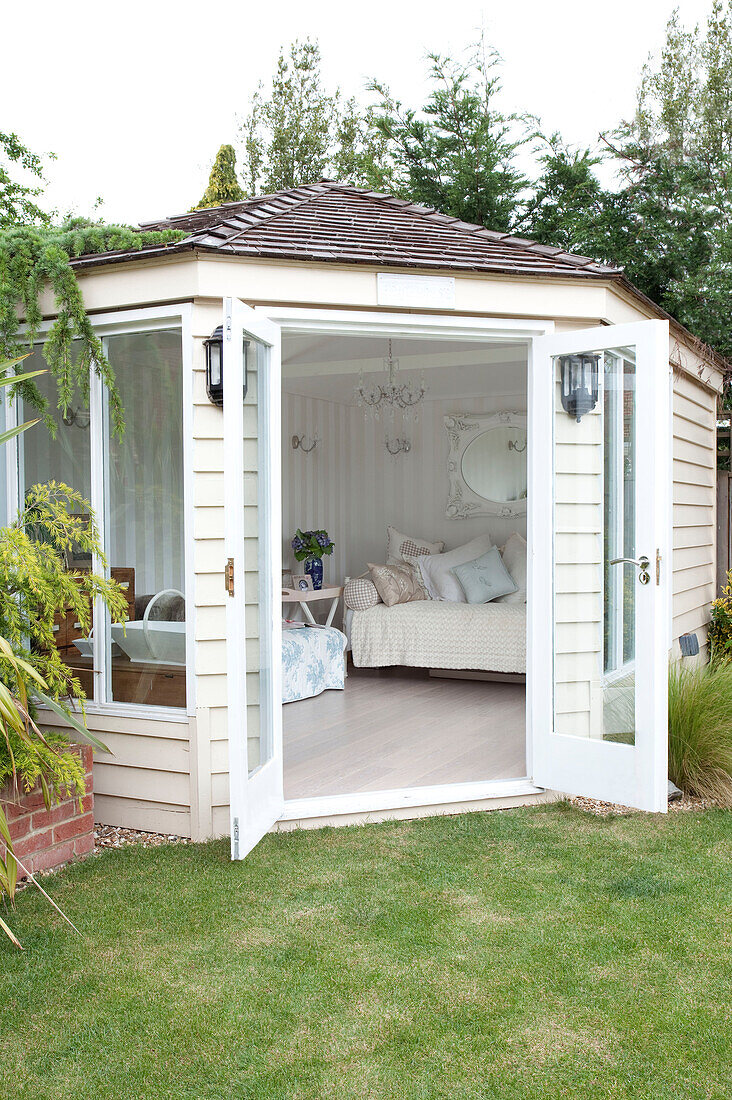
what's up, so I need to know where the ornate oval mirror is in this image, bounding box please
[445,412,527,518]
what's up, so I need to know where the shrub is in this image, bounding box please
[668,660,732,805]
[708,569,732,661]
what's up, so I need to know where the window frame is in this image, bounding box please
[5,303,195,721]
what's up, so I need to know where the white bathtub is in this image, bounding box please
[110,620,186,666]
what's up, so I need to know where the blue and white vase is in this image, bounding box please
[305,557,323,590]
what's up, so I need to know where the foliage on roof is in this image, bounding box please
[0,218,185,435]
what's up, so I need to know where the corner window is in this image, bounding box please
[104,331,186,707]
[16,326,186,711]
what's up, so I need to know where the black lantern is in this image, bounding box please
[204,326,249,406]
[559,353,600,423]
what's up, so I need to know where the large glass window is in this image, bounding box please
[19,345,95,699]
[105,330,186,707]
[16,328,186,711]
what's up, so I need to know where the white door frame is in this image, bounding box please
[223,297,284,858]
[256,306,555,822]
[530,320,670,812]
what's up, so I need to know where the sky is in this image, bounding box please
[3,0,714,226]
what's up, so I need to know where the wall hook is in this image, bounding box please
[385,437,411,456]
[292,433,319,454]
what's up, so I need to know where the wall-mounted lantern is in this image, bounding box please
[559,353,600,423]
[204,325,249,406]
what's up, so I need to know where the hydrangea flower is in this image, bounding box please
[290,528,335,562]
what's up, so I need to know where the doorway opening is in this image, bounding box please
[280,329,529,801]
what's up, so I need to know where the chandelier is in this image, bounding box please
[354,339,428,420]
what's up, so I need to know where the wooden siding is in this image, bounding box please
[672,369,718,658]
[190,304,265,838]
[43,710,193,836]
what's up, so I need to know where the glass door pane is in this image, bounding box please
[245,339,276,776]
[553,346,638,744]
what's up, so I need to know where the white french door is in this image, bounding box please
[223,297,284,858]
[529,320,671,812]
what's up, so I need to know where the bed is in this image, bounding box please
[347,600,526,675]
[282,623,348,703]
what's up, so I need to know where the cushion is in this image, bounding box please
[343,577,381,611]
[386,525,444,565]
[495,532,527,604]
[415,533,494,602]
[451,547,518,604]
[368,562,427,607]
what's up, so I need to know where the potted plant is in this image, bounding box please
[291,529,335,590]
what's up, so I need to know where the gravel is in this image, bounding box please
[94,824,191,852]
[568,793,721,816]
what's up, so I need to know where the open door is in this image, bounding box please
[223,297,284,858]
[529,320,670,812]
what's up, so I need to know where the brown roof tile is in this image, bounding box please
[132,181,623,279]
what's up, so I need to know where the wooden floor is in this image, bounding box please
[283,666,526,800]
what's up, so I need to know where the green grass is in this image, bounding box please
[1,805,731,1100]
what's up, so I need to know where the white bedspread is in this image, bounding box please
[350,600,526,673]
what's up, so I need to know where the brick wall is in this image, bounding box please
[1,745,94,875]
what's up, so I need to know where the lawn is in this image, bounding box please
[1,804,731,1100]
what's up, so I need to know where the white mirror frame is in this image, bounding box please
[445,411,528,519]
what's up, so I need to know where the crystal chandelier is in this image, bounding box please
[354,339,428,420]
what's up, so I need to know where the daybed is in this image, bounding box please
[347,600,526,674]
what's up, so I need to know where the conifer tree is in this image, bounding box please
[194,144,245,210]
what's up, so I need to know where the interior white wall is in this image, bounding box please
[282,383,528,584]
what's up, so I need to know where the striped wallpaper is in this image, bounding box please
[282,388,528,587]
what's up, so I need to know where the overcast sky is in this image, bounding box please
[4,0,712,226]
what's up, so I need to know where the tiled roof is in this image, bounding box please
[133,181,623,279]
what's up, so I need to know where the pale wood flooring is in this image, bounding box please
[283,666,526,800]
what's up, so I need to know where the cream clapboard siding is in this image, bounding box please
[672,369,717,658]
[191,303,264,838]
[47,710,193,836]
[552,368,604,739]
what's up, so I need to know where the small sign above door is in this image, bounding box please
[377,273,455,309]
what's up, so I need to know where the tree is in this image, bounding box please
[330,98,394,191]
[193,144,245,210]
[0,131,53,228]
[606,1,732,357]
[523,137,627,257]
[240,39,335,194]
[367,43,532,231]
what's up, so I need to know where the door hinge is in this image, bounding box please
[656,549,662,586]
[226,557,235,597]
[232,816,239,860]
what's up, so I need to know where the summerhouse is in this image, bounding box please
[6,183,725,858]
